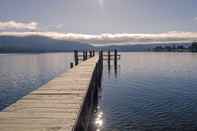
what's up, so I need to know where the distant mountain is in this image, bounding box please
[96,43,192,52]
[0,35,193,53]
[0,36,94,53]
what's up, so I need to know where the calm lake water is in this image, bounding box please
[0,52,197,131]
[94,52,197,131]
[0,53,72,110]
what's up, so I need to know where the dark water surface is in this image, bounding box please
[0,53,72,110]
[1,53,197,131]
[94,53,197,131]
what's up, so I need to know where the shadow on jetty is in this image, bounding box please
[88,58,121,131]
[73,59,103,131]
[73,50,120,131]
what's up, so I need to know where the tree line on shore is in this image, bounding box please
[153,42,197,52]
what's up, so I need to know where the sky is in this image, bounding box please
[0,0,197,44]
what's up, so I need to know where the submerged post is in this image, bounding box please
[74,50,79,65]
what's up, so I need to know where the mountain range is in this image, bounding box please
[0,36,93,53]
[0,35,192,53]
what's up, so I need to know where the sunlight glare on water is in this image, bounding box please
[93,52,197,131]
[94,106,104,131]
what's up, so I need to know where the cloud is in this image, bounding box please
[0,21,38,30]
[194,17,197,21]
[0,31,197,44]
[55,24,63,29]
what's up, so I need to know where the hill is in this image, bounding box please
[96,43,191,52]
[0,35,93,53]
[0,35,193,53]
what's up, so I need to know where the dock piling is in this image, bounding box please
[99,50,103,62]
[85,51,88,60]
[70,62,74,68]
[83,51,86,61]
[108,50,111,62]
[114,49,117,68]
[93,50,95,56]
[89,50,92,57]
[108,50,111,71]
[74,50,79,65]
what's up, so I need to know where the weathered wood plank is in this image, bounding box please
[0,56,99,131]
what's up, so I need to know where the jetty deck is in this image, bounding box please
[0,56,99,131]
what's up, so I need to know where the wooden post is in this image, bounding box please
[98,51,103,80]
[70,62,74,68]
[89,50,92,57]
[114,49,117,78]
[85,51,88,60]
[108,50,111,63]
[83,51,86,61]
[108,50,111,72]
[91,50,93,57]
[74,50,78,65]
[87,50,89,58]
[99,50,103,62]
[114,49,117,67]
[93,50,95,56]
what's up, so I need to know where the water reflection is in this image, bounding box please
[0,53,72,110]
[92,75,104,131]
[95,108,104,130]
[106,60,120,79]
[97,52,197,131]
[91,58,121,131]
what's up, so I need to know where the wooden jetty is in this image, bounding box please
[0,50,119,131]
[0,54,102,131]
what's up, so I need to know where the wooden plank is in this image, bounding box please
[0,56,99,131]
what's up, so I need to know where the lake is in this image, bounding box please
[0,52,197,131]
[94,52,197,131]
[0,53,72,110]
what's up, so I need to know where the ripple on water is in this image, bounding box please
[93,53,197,131]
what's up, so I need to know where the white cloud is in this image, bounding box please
[0,31,197,44]
[0,21,38,30]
